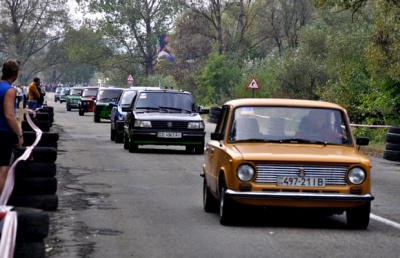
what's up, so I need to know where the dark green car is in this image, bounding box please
[66,87,84,111]
[93,87,123,122]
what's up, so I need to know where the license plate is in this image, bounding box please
[157,132,182,138]
[277,177,325,187]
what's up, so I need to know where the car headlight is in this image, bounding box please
[188,121,204,129]
[134,120,152,128]
[348,167,366,185]
[237,164,255,182]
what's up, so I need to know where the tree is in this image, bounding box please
[0,0,70,83]
[82,0,177,77]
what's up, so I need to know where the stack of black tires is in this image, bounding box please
[4,106,58,257]
[383,126,400,162]
[207,106,221,124]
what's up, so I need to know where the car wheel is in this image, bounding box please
[128,134,138,153]
[67,104,71,111]
[195,141,205,154]
[110,127,116,141]
[79,110,84,116]
[115,132,123,143]
[346,202,371,229]
[219,178,234,225]
[123,132,129,150]
[185,145,195,153]
[203,178,219,213]
[94,113,100,123]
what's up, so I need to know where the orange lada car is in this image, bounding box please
[202,98,374,228]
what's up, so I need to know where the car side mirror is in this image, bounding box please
[122,107,131,112]
[92,97,96,100]
[211,132,223,141]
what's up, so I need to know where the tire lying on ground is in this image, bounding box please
[14,146,57,163]
[21,120,51,132]
[11,207,49,241]
[15,162,56,178]
[382,150,400,162]
[12,177,57,195]
[8,194,59,211]
[22,131,59,149]
[14,241,45,258]
[23,113,50,122]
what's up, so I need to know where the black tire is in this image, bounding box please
[346,202,371,229]
[23,113,49,122]
[12,207,49,241]
[388,126,400,134]
[382,150,400,161]
[79,109,84,116]
[22,131,59,143]
[8,194,59,211]
[386,133,400,144]
[195,141,205,154]
[123,132,129,150]
[45,106,54,113]
[219,178,234,225]
[15,162,57,178]
[115,132,123,143]
[128,135,138,153]
[203,178,219,213]
[185,145,195,153]
[12,177,57,195]
[385,142,400,151]
[14,241,45,258]
[110,127,115,141]
[14,146,57,163]
[67,104,71,111]
[94,113,100,122]
[21,120,51,132]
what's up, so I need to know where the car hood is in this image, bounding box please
[134,112,202,121]
[81,97,95,101]
[68,95,81,100]
[232,144,368,164]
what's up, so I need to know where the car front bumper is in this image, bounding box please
[131,129,205,146]
[225,189,374,202]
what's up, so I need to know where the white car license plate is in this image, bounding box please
[276,177,325,187]
[157,132,182,138]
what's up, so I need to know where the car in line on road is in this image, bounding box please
[110,87,158,143]
[122,89,209,153]
[78,87,99,116]
[66,87,84,111]
[93,87,123,123]
[54,87,63,102]
[202,98,374,228]
[59,88,70,103]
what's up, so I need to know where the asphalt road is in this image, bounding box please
[43,93,400,258]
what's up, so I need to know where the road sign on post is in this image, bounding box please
[246,77,260,98]
[127,74,134,87]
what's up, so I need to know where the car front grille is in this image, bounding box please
[151,121,189,129]
[254,164,348,186]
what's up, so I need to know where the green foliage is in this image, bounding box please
[195,51,241,106]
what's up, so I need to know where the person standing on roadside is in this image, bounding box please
[28,77,41,109]
[22,83,28,108]
[0,59,23,194]
[16,84,23,108]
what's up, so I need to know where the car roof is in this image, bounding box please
[98,87,123,91]
[138,88,191,94]
[224,98,345,111]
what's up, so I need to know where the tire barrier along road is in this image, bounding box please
[383,126,400,162]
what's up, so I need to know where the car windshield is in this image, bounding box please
[82,89,98,97]
[69,88,82,96]
[97,89,121,101]
[120,91,136,105]
[228,106,352,145]
[62,88,69,93]
[135,92,194,112]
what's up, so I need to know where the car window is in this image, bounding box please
[120,91,137,106]
[97,89,121,101]
[215,106,230,134]
[82,89,98,97]
[228,106,352,145]
[69,88,82,96]
[136,92,194,112]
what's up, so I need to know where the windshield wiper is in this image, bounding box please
[158,106,191,113]
[277,138,327,145]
